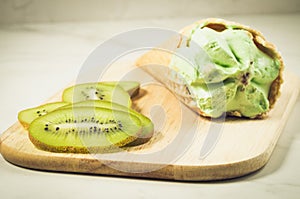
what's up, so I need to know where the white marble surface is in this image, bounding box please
[0,14,299,198]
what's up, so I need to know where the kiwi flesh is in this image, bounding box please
[62,83,131,107]
[102,81,140,97]
[28,107,143,153]
[18,102,69,128]
[61,100,129,111]
[60,100,154,145]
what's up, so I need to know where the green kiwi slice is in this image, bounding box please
[102,81,140,97]
[62,83,131,107]
[18,102,69,128]
[61,100,154,145]
[28,107,143,153]
[61,100,129,111]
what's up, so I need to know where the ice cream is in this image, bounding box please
[136,18,283,118]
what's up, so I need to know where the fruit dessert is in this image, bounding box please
[136,18,283,118]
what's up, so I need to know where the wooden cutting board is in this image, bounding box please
[0,60,299,181]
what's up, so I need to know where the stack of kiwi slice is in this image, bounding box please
[18,81,154,153]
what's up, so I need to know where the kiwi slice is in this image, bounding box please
[102,81,140,97]
[28,107,143,153]
[18,102,69,128]
[61,100,154,145]
[62,83,131,107]
[61,100,129,111]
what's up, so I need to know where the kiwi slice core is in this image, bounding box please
[61,100,154,142]
[29,107,143,153]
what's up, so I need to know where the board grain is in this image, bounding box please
[0,60,299,181]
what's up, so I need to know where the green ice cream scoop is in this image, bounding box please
[169,19,283,118]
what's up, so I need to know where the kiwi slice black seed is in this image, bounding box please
[60,100,154,144]
[62,83,131,107]
[102,81,140,97]
[28,107,143,153]
[18,102,69,128]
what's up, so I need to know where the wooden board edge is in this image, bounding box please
[0,136,274,181]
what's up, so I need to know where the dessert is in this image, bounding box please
[136,18,283,118]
